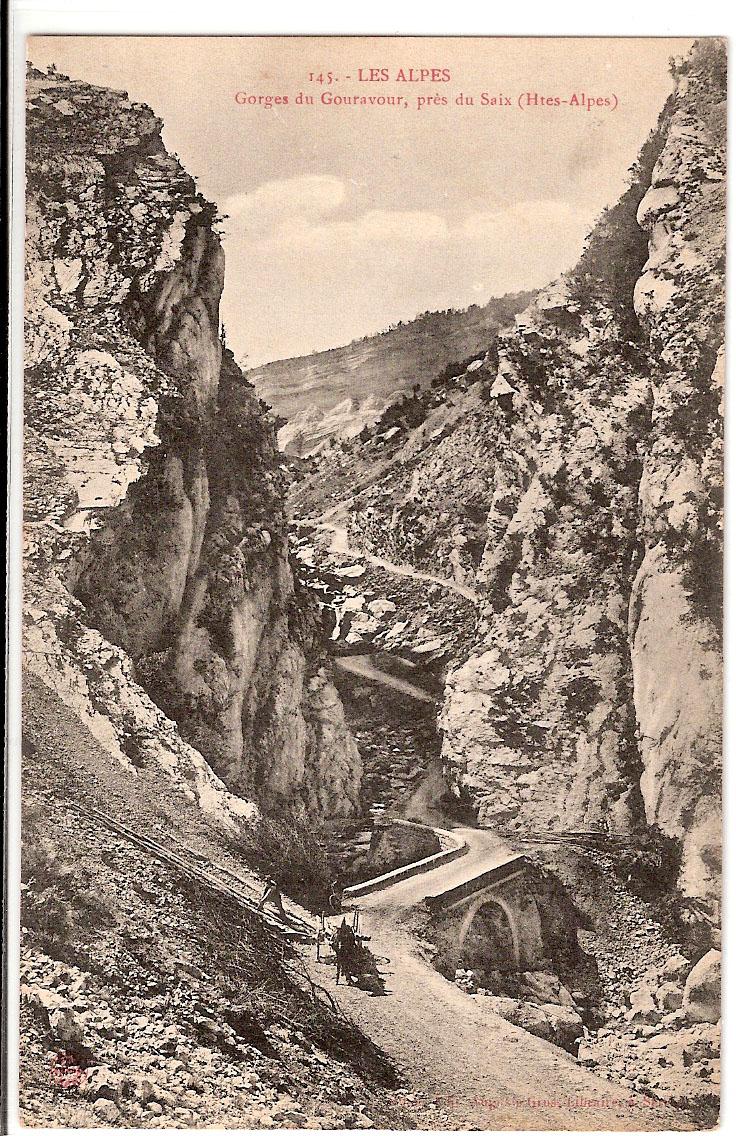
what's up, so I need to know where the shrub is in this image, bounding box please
[562,675,602,719]
[234,797,332,912]
[21,804,112,950]
[613,827,681,897]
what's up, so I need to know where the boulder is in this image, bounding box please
[483,996,581,1051]
[655,981,684,1011]
[683,951,720,1023]
[576,1038,600,1067]
[540,1003,584,1051]
[48,1006,86,1046]
[662,952,691,981]
[661,1008,688,1029]
[367,599,397,616]
[520,970,560,1002]
[276,1110,308,1127]
[499,1000,552,1040]
[628,983,659,1019]
[81,1066,124,1103]
[92,1098,120,1125]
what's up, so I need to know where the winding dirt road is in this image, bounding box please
[307,518,480,604]
[334,654,436,703]
[309,745,692,1131]
[312,845,693,1132]
[299,513,694,1129]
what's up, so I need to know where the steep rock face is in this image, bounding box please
[24,68,360,821]
[344,379,504,582]
[440,41,723,903]
[278,393,390,457]
[439,277,657,840]
[628,45,725,900]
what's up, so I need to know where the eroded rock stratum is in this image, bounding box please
[23,68,360,823]
[438,43,723,905]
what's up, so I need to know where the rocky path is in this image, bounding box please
[309,518,480,604]
[306,810,694,1132]
[313,900,691,1132]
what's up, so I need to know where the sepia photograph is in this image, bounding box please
[10,29,724,1132]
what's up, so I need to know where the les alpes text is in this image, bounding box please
[358,68,451,82]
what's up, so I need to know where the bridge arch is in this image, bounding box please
[457,892,521,970]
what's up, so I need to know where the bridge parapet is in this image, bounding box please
[425,854,545,971]
[343,819,469,900]
[425,854,530,912]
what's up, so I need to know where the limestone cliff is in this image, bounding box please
[629,44,725,902]
[291,41,724,905]
[441,40,724,904]
[23,67,360,822]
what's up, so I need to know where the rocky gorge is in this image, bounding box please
[293,40,724,913]
[18,38,724,1131]
[286,39,724,1122]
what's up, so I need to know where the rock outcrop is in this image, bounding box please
[290,41,724,906]
[576,949,720,1113]
[23,67,360,822]
[433,42,723,907]
[627,44,725,902]
[682,950,720,1024]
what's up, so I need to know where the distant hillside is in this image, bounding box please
[248,293,534,454]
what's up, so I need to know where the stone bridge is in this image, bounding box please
[344,821,553,974]
[424,855,545,972]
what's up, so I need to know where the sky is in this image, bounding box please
[28,36,691,367]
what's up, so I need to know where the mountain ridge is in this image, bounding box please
[248,292,534,454]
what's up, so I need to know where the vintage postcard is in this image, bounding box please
[12,33,724,1131]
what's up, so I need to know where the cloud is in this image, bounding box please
[270,208,449,249]
[233,189,590,260]
[224,177,590,273]
[223,175,345,238]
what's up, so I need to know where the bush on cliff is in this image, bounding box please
[234,797,332,912]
